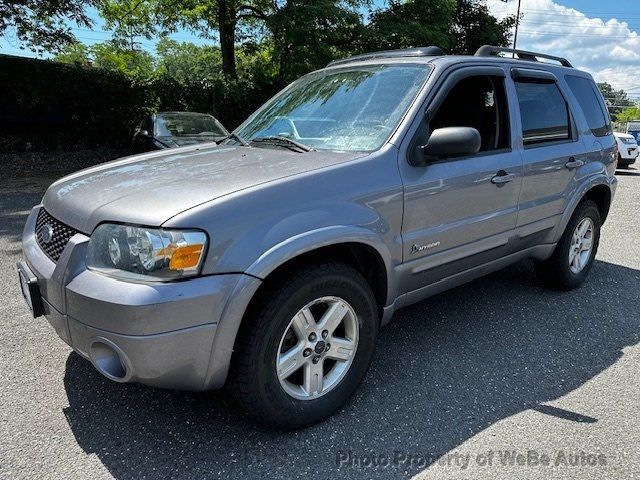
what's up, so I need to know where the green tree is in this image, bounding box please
[598,82,634,122]
[0,0,96,53]
[365,0,455,52]
[54,42,91,65]
[597,82,634,120]
[449,0,515,54]
[267,0,366,83]
[100,0,158,50]
[91,41,155,80]
[155,38,222,83]
[100,0,274,76]
[617,106,640,123]
[364,0,512,55]
[55,40,155,80]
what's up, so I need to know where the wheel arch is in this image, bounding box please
[582,184,612,223]
[555,177,614,243]
[202,230,397,390]
[245,227,397,312]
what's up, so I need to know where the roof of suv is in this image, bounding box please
[326,45,577,72]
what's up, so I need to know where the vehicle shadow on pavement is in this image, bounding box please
[615,167,640,176]
[61,259,640,480]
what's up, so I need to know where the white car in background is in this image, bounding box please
[614,132,638,168]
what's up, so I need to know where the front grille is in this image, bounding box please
[35,209,79,262]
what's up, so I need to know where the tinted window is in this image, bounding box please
[430,75,510,152]
[515,81,570,145]
[565,75,611,137]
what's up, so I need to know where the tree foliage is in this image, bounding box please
[55,41,155,80]
[365,0,455,52]
[99,0,276,76]
[449,0,516,55]
[597,82,635,121]
[616,106,640,123]
[100,0,158,47]
[0,0,97,52]
[268,0,366,83]
[12,0,515,151]
[95,0,511,78]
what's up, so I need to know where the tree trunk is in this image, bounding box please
[217,0,237,77]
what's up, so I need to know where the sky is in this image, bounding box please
[1,0,640,96]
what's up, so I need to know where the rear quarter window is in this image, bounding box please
[515,81,570,145]
[565,75,612,137]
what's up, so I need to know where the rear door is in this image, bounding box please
[511,68,587,247]
[398,65,523,294]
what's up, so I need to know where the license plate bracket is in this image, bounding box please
[17,262,44,318]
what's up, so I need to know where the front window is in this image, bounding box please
[430,75,510,152]
[234,64,432,152]
[155,113,227,137]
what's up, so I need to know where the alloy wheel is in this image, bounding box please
[569,217,594,274]
[276,296,359,400]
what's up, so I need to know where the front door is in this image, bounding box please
[398,66,523,294]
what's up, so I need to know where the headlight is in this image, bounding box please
[86,224,208,281]
[622,137,636,145]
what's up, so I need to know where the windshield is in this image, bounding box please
[234,64,431,151]
[155,114,228,137]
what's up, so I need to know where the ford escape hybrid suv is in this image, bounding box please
[18,46,616,429]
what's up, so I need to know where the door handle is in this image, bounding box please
[565,157,584,169]
[491,172,516,185]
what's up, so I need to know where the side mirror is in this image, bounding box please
[414,127,481,165]
[139,130,150,137]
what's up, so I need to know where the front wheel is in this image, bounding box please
[535,200,601,290]
[228,261,378,429]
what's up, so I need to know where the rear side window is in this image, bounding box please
[515,81,570,145]
[565,75,612,137]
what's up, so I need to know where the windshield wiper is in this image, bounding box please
[220,131,249,146]
[250,136,314,152]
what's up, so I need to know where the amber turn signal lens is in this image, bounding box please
[169,244,204,270]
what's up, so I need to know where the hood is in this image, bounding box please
[43,144,365,233]
[614,132,635,140]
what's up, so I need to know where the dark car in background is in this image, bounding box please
[133,112,229,152]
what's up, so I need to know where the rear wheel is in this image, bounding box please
[535,200,601,290]
[228,261,378,429]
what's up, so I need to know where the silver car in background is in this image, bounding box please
[132,111,229,152]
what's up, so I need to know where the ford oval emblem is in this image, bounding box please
[41,224,54,244]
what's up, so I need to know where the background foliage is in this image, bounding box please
[1,0,516,151]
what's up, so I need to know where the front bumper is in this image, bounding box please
[21,205,261,391]
[619,145,638,162]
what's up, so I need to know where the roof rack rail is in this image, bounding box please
[474,45,573,68]
[328,46,444,67]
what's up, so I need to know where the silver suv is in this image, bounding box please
[18,46,617,429]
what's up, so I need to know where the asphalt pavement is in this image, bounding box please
[1,168,639,480]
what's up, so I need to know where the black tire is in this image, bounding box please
[535,200,601,291]
[228,261,378,429]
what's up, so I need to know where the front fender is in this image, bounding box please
[245,225,398,306]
